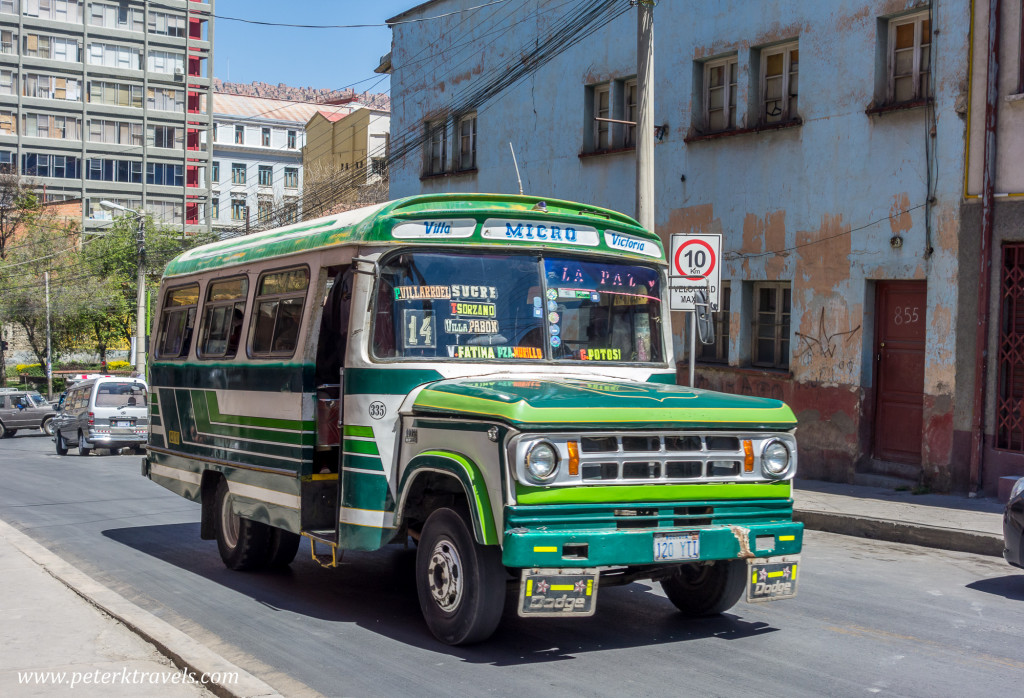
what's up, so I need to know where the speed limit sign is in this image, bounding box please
[669,234,721,311]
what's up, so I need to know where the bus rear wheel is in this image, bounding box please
[214,478,271,570]
[265,528,301,569]
[660,559,746,616]
[415,507,505,645]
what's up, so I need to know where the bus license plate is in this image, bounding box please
[747,556,799,602]
[653,532,699,561]
[518,568,598,617]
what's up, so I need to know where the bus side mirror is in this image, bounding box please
[695,289,715,346]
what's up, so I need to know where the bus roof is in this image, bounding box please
[164,193,665,277]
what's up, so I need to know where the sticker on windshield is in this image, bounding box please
[402,309,436,348]
[449,301,496,317]
[444,318,499,334]
[495,346,543,359]
[546,289,557,300]
[451,285,497,300]
[533,296,542,308]
[547,300,558,311]
[548,312,559,323]
[578,348,622,361]
[591,293,600,302]
[533,307,543,318]
[549,324,560,336]
[446,345,498,359]
[550,336,561,348]
[396,285,451,301]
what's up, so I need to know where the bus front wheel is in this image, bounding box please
[415,507,505,645]
[660,559,746,616]
[214,478,270,570]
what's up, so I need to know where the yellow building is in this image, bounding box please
[302,107,391,218]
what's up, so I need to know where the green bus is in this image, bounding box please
[143,193,802,644]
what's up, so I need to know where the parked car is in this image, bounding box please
[53,377,148,456]
[0,389,56,437]
[1005,477,1024,569]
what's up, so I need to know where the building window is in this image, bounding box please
[23,34,79,62]
[283,167,298,188]
[457,114,476,171]
[257,198,272,223]
[24,0,83,23]
[21,153,80,179]
[146,86,183,112]
[89,3,144,32]
[287,130,296,149]
[282,200,298,223]
[211,196,219,219]
[231,163,245,184]
[753,282,791,370]
[888,11,931,103]
[24,73,81,101]
[147,50,184,76]
[87,42,142,70]
[593,83,611,150]
[261,127,270,147]
[147,125,181,149]
[0,29,15,55]
[88,119,142,145]
[258,165,273,187]
[0,69,14,95]
[148,11,185,37]
[623,79,638,148]
[761,42,799,124]
[425,119,447,175]
[0,110,14,135]
[212,122,218,142]
[0,2,17,16]
[146,162,183,187]
[0,150,13,173]
[371,158,386,178]
[89,81,142,108]
[704,56,738,132]
[697,283,731,364]
[86,158,143,183]
[231,198,246,221]
[234,125,244,144]
[25,113,83,139]
[211,161,220,183]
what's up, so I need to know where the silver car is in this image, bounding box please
[53,377,149,456]
[0,389,56,437]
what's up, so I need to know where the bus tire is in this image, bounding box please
[214,478,271,570]
[55,431,68,456]
[78,432,92,456]
[415,507,505,645]
[660,559,746,617]
[264,528,301,569]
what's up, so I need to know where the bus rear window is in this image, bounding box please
[156,284,199,359]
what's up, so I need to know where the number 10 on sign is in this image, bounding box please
[669,234,721,312]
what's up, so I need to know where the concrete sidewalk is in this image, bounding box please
[0,519,281,698]
[793,479,1007,557]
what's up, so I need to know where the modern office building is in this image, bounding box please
[209,93,352,236]
[0,0,214,232]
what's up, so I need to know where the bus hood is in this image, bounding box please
[411,377,797,430]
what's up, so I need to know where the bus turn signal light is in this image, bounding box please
[567,441,579,476]
[743,440,754,472]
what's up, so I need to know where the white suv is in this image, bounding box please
[53,377,149,456]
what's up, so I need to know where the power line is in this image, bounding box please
[214,1,509,29]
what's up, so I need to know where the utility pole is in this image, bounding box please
[134,213,146,380]
[635,0,654,232]
[45,271,52,400]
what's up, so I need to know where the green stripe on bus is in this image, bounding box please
[515,481,792,505]
[341,470,393,511]
[344,454,384,472]
[343,438,379,456]
[343,425,374,438]
[192,390,308,445]
[204,391,309,431]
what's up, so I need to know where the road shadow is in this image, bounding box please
[966,575,1024,601]
[102,522,779,664]
[794,479,1005,515]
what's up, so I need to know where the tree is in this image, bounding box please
[80,213,215,353]
[0,173,40,261]
[300,159,389,224]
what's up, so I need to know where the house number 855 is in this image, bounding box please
[893,306,919,325]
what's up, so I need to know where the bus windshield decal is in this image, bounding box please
[480,219,600,246]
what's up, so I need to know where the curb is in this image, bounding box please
[795,509,1005,558]
[0,519,282,698]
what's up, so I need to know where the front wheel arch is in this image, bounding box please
[397,453,498,545]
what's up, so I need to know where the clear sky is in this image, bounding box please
[213,0,422,94]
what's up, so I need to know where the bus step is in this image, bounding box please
[302,530,341,568]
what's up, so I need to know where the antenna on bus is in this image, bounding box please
[509,142,524,196]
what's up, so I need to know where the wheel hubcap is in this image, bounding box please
[220,493,240,548]
[427,537,463,613]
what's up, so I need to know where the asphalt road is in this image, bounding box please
[1,431,1022,697]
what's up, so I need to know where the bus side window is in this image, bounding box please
[250,267,309,358]
[156,284,200,359]
[198,276,248,359]
[372,276,396,357]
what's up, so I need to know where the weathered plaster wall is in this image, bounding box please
[388,0,972,488]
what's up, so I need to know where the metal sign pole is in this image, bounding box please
[689,311,696,387]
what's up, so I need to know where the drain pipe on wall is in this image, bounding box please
[969,0,1001,496]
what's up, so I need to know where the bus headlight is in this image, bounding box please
[761,439,791,478]
[525,442,559,483]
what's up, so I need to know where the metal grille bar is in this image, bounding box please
[996,243,1024,450]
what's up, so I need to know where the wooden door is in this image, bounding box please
[873,281,927,464]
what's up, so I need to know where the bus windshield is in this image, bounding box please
[372,251,664,364]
